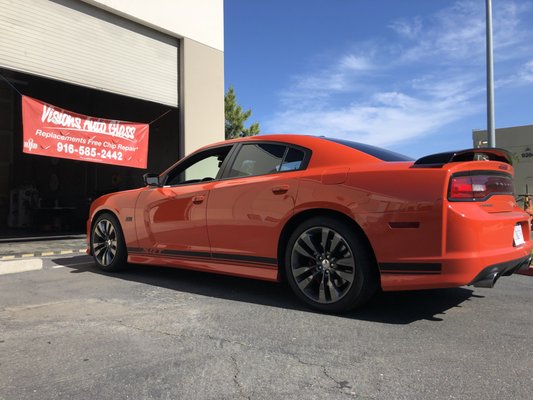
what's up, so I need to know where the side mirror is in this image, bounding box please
[143,173,160,187]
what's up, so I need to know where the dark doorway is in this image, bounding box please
[0,68,179,238]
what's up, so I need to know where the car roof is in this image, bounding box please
[205,134,318,147]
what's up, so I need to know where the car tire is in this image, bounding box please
[284,216,378,313]
[91,213,127,272]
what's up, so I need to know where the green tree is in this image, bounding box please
[225,86,260,139]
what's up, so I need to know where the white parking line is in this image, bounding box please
[0,259,43,275]
[51,262,93,268]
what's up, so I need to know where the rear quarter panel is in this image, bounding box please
[295,163,448,262]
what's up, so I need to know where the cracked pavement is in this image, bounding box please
[1,254,532,399]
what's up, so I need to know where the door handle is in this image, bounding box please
[192,195,205,204]
[272,185,289,195]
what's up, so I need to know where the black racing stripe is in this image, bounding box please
[388,222,420,229]
[127,247,277,266]
[379,263,442,273]
[128,248,212,259]
[161,249,212,259]
[165,253,277,269]
[380,270,441,275]
[211,253,277,266]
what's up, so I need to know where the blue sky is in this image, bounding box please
[224,0,533,158]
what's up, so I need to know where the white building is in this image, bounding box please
[0,0,224,236]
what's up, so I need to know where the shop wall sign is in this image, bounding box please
[22,96,149,168]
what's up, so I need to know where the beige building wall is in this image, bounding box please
[180,38,225,155]
[473,125,533,195]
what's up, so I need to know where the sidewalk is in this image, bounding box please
[0,235,86,260]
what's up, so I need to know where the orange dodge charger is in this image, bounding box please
[87,135,532,313]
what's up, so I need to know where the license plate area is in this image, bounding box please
[514,224,525,247]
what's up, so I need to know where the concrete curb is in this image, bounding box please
[0,248,87,261]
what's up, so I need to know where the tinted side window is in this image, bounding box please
[280,147,305,171]
[165,147,231,185]
[171,155,220,184]
[229,144,286,177]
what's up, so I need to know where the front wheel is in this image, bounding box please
[284,216,377,313]
[91,213,127,272]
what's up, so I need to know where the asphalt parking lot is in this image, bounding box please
[1,252,532,400]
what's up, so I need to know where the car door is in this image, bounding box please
[135,145,233,256]
[206,142,310,264]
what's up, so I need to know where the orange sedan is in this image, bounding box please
[87,135,532,313]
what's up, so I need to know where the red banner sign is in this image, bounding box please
[22,96,149,169]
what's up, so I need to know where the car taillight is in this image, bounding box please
[448,172,513,201]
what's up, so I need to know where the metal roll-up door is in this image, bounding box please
[0,0,178,107]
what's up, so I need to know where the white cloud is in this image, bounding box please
[521,60,533,83]
[400,1,529,63]
[264,0,532,149]
[410,74,482,99]
[278,53,375,110]
[389,17,422,40]
[518,60,533,83]
[498,59,533,87]
[287,53,374,93]
[267,87,478,147]
[339,55,373,71]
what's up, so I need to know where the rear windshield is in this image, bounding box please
[324,138,413,162]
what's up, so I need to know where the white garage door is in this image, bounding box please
[0,0,178,107]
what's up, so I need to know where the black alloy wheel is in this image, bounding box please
[285,216,377,313]
[91,213,127,272]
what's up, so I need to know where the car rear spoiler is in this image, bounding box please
[412,148,513,168]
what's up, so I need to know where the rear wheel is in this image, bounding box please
[284,216,377,313]
[91,213,127,272]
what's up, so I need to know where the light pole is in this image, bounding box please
[486,0,496,147]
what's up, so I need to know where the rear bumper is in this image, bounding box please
[380,245,532,291]
[468,255,532,288]
[380,197,532,291]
